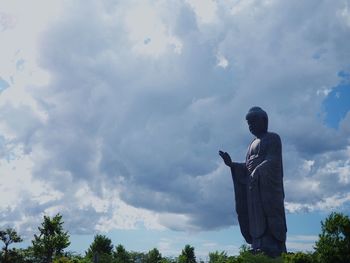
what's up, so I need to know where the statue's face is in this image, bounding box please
[247,115,266,137]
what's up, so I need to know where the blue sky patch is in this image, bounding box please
[16,58,25,71]
[323,71,350,129]
[0,77,10,93]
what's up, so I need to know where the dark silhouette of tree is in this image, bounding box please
[159,257,176,263]
[5,247,37,263]
[129,251,147,263]
[235,244,279,263]
[5,210,350,263]
[208,251,231,263]
[146,248,162,263]
[114,244,130,263]
[178,245,196,263]
[282,252,314,263]
[32,213,70,263]
[0,228,23,263]
[86,234,114,263]
[314,212,350,263]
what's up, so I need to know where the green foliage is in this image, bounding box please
[86,234,114,260]
[146,248,162,263]
[0,248,26,263]
[93,253,115,263]
[282,252,315,263]
[208,251,237,263]
[5,211,350,263]
[0,247,37,263]
[69,257,92,263]
[62,252,89,263]
[32,213,71,263]
[0,227,23,262]
[53,257,74,263]
[159,257,176,263]
[114,244,131,263]
[178,245,196,263]
[235,245,282,263]
[52,256,92,263]
[226,258,237,263]
[129,251,147,263]
[0,227,23,247]
[209,251,227,263]
[314,212,350,263]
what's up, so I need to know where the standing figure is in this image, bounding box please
[219,106,287,257]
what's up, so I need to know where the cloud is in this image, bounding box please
[1,0,350,236]
[286,235,318,252]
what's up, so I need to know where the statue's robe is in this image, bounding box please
[231,132,287,255]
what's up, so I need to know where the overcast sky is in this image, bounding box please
[1,0,350,257]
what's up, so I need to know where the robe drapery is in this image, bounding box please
[231,132,287,245]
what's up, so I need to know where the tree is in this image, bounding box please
[56,251,89,263]
[52,257,73,263]
[0,227,23,262]
[314,212,350,263]
[159,258,176,263]
[85,234,114,263]
[235,244,282,263]
[10,247,37,263]
[32,213,70,263]
[208,251,234,263]
[178,245,196,263]
[282,252,314,263]
[114,244,130,263]
[146,248,162,263]
[129,251,147,263]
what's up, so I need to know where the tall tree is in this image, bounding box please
[129,251,147,263]
[146,248,162,263]
[32,213,70,263]
[178,245,196,263]
[114,244,130,263]
[314,212,350,263]
[0,228,23,263]
[86,234,114,263]
[208,251,229,263]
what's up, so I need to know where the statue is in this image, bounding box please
[219,106,287,257]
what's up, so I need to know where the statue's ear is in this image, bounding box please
[263,116,268,131]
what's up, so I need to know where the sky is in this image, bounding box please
[1,0,350,259]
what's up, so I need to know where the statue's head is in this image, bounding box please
[245,106,268,137]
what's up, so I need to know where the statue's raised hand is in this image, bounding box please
[219,150,232,167]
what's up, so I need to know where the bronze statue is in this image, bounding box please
[219,106,287,257]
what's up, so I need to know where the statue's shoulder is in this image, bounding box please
[266,131,280,139]
[265,132,281,144]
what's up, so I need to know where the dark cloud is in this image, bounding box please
[1,0,350,234]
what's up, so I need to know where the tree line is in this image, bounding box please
[0,212,349,263]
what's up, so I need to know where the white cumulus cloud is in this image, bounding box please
[0,0,350,236]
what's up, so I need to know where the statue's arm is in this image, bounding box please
[231,162,248,185]
[230,162,251,244]
[218,151,251,243]
[218,150,247,184]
